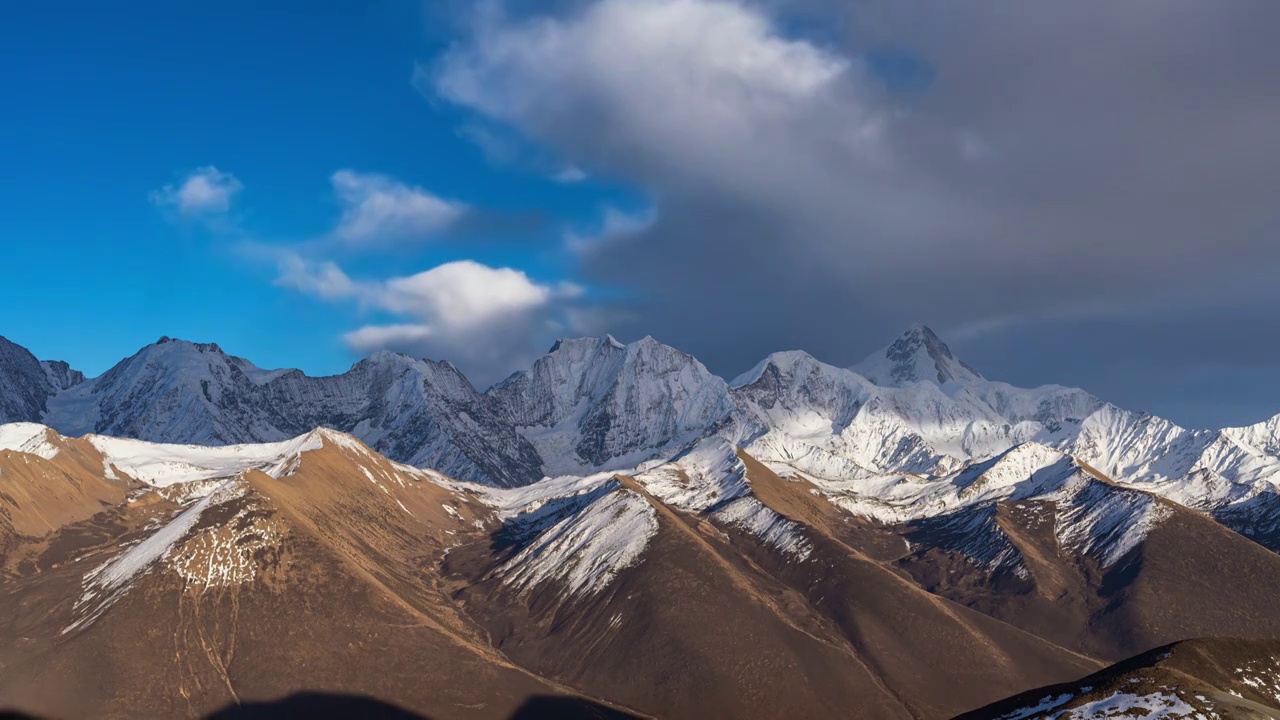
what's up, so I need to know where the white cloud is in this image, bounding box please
[428,0,958,285]
[330,169,466,246]
[151,166,242,216]
[377,261,555,329]
[342,324,435,350]
[431,0,874,207]
[274,254,360,301]
[277,256,588,385]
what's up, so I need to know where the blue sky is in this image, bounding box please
[3,1,1280,428]
[0,2,631,377]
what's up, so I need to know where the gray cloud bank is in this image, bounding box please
[425,0,1280,427]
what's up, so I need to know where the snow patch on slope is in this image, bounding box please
[637,438,813,561]
[809,443,1072,525]
[0,422,59,460]
[67,479,247,633]
[635,437,750,512]
[497,484,658,598]
[811,443,1172,568]
[474,470,624,522]
[167,504,284,589]
[1235,656,1280,704]
[715,495,813,561]
[87,430,324,487]
[1055,481,1173,567]
[1057,691,1198,719]
[992,692,1074,720]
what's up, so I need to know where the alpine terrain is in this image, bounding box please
[4,325,1280,718]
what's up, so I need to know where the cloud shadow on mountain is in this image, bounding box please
[198,692,637,720]
[204,693,430,719]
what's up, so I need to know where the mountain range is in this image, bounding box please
[4,326,1280,718]
[7,325,1280,539]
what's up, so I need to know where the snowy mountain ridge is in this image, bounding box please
[36,338,544,487]
[4,327,1280,535]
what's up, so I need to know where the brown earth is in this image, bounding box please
[0,438,640,720]
[0,432,130,568]
[3,431,1280,719]
[894,477,1280,662]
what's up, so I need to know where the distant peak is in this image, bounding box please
[903,323,938,339]
[361,349,414,364]
[853,324,983,387]
[731,350,818,388]
[768,349,819,365]
[151,337,224,354]
[622,335,698,363]
[353,351,464,379]
[547,336,628,354]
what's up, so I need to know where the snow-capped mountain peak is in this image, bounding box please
[854,324,983,388]
[730,350,823,388]
[488,335,735,476]
[43,336,274,442]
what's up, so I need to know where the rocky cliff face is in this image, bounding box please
[0,336,79,424]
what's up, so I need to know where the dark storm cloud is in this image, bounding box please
[430,0,1280,426]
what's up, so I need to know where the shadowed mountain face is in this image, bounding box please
[958,638,1280,720]
[0,338,80,425]
[201,693,638,720]
[896,481,1280,662]
[0,693,639,720]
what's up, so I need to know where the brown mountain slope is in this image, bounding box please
[0,429,129,570]
[6,427,1280,720]
[0,431,640,719]
[437,442,1097,720]
[444,475,911,720]
[891,472,1280,661]
[956,638,1280,720]
[730,450,1101,719]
